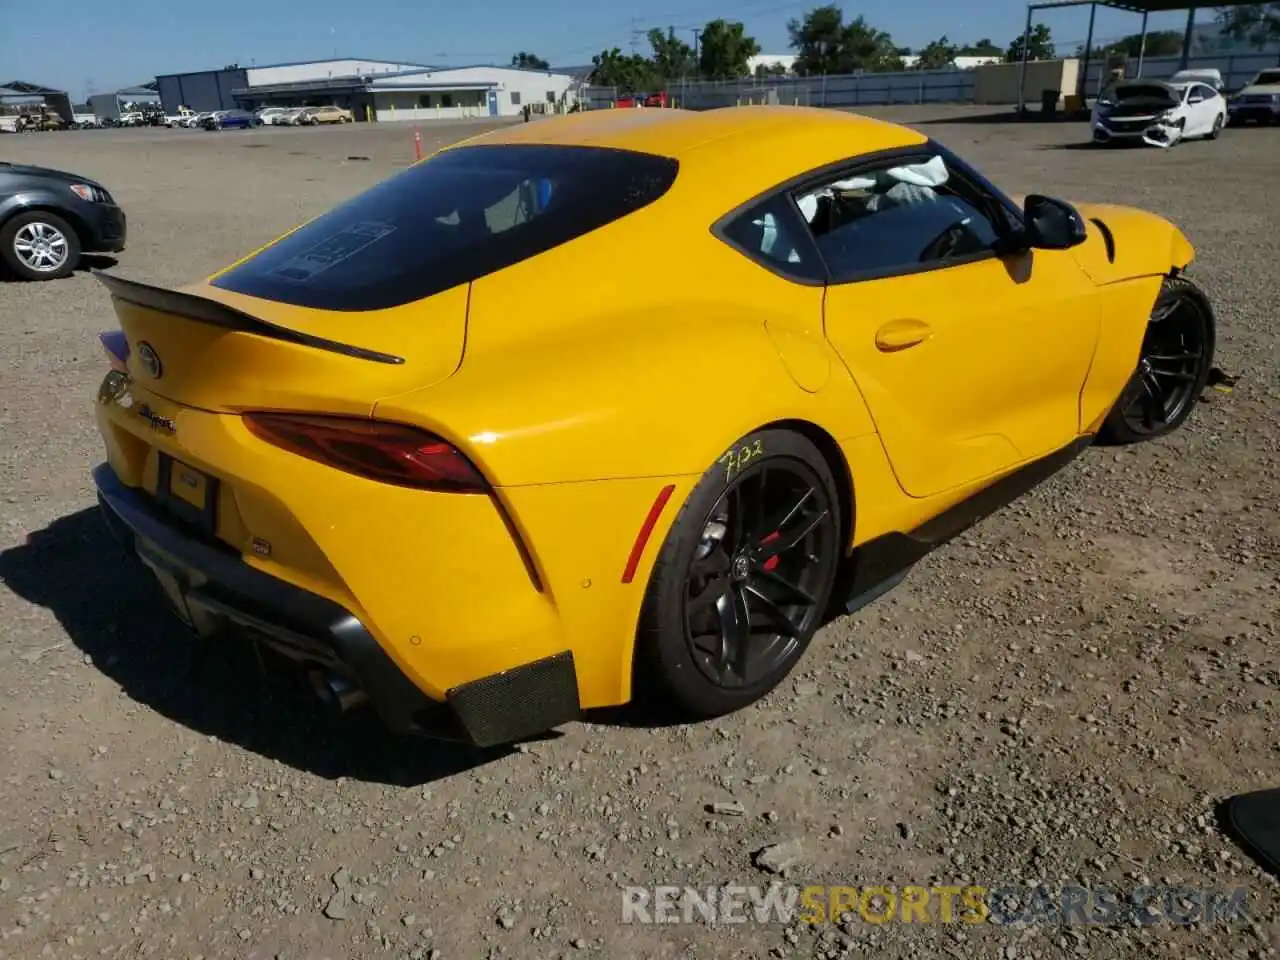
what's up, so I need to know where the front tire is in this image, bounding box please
[635,429,843,719]
[1099,275,1215,445]
[1209,113,1225,140]
[1,211,80,281]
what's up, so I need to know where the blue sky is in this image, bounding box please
[2,0,1209,98]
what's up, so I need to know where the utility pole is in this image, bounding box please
[693,29,702,79]
[630,17,642,55]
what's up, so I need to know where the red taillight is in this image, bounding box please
[243,413,490,493]
[100,330,129,372]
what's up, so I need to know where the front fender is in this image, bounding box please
[373,313,876,487]
[1071,202,1195,286]
[0,189,76,226]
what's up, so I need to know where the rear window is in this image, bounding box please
[212,144,679,311]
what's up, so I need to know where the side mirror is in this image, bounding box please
[1189,92,1205,103]
[1022,194,1088,250]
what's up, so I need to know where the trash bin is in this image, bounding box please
[1063,93,1083,114]
[1041,89,1060,118]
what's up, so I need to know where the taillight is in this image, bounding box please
[100,330,129,372]
[243,413,490,493]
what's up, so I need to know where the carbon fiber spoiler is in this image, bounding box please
[93,271,405,366]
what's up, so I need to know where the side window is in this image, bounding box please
[719,194,824,282]
[793,154,1004,282]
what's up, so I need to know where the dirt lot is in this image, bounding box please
[1,107,1277,960]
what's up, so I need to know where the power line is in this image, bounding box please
[546,0,812,60]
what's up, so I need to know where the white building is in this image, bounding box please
[366,66,579,121]
[246,58,431,86]
[747,54,796,75]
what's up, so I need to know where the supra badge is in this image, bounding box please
[136,341,162,379]
[137,403,176,434]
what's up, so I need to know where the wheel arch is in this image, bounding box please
[0,201,92,250]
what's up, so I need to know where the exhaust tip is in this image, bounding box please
[309,670,368,714]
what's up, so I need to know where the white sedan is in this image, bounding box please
[1091,79,1227,147]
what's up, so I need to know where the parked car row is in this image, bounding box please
[255,105,355,125]
[156,105,354,131]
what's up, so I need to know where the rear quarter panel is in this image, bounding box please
[371,210,877,487]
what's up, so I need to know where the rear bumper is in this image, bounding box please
[93,463,582,746]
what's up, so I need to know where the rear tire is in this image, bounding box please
[1209,113,1225,140]
[1099,275,1215,445]
[635,429,843,719]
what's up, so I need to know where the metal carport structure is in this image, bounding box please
[0,80,73,123]
[1015,0,1264,112]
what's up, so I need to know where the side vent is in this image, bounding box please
[1089,218,1116,264]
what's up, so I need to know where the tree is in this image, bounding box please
[1217,3,1280,47]
[511,52,551,70]
[958,38,1003,56]
[698,18,761,79]
[647,27,695,83]
[788,5,904,75]
[916,35,959,69]
[510,52,551,70]
[589,47,657,93]
[1076,30,1182,59]
[1005,24,1056,62]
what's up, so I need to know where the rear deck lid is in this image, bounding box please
[101,273,468,416]
[103,142,677,415]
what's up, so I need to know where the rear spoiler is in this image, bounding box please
[94,271,405,365]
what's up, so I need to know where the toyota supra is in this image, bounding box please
[90,106,1216,746]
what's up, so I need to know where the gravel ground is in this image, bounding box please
[0,107,1277,960]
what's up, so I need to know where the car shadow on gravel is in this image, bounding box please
[0,508,510,786]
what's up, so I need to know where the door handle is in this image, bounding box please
[874,319,932,352]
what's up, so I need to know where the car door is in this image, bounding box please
[1196,84,1223,132]
[804,149,1103,498]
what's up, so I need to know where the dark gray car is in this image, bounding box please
[0,161,127,280]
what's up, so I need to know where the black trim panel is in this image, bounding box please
[93,271,405,365]
[1090,217,1117,263]
[447,651,581,748]
[839,436,1093,613]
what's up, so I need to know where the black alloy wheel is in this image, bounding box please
[636,428,844,719]
[1102,275,1215,444]
[684,465,837,688]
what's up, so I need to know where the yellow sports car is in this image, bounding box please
[91,106,1215,746]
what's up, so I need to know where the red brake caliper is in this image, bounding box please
[760,531,781,572]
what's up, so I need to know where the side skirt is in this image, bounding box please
[840,435,1094,614]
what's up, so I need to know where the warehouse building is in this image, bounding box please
[156,58,578,121]
[155,58,431,114]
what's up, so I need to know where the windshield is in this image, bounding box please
[1113,84,1175,101]
[1254,70,1280,85]
[212,144,680,311]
